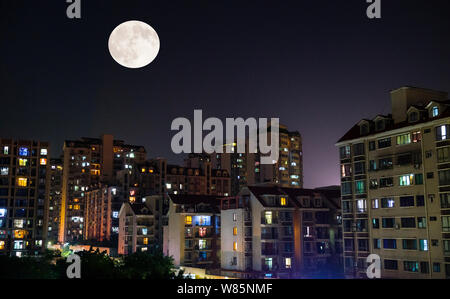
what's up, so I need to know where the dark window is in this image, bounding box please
[441,193,450,209]
[397,153,412,165]
[415,174,423,185]
[416,195,425,206]
[358,239,369,251]
[341,182,352,195]
[382,218,395,228]
[402,239,417,250]
[427,172,434,179]
[384,259,398,270]
[437,147,450,163]
[420,262,429,274]
[433,263,441,273]
[379,158,393,170]
[353,143,365,156]
[439,170,450,186]
[369,141,376,151]
[380,177,394,188]
[400,196,415,207]
[354,162,365,175]
[378,138,391,149]
[383,239,397,249]
[344,239,354,252]
[401,217,416,228]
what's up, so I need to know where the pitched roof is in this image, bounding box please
[337,101,450,143]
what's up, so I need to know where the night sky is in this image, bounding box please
[1,0,450,188]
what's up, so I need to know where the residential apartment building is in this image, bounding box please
[0,139,50,256]
[60,135,145,243]
[164,194,222,269]
[211,124,303,195]
[118,202,156,255]
[220,186,342,278]
[47,158,63,244]
[165,163,231,197]
[84,185,126,244]
[337,86,450,279]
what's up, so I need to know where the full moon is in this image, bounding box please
[108,20,160,69]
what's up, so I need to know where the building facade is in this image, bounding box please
[211,124,303,195]
[118,202,156,255]
[164,194,222,269]
[47,158,63,244]
[60,135,145,243]
[337,86,450,278]
[220,186,342,278]
[0,139,50,256]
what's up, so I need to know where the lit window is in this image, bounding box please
[280,197,287,206]
[437,125,449,141]
[14,241,24,250]
[112,211,119,218]
[432,106,439,117]
[199,227,207,237]
[185,216,192,225]
[412,131,422,143]
[233,227,237,235]
[356,199,367,213]
[396,133,411,145]
[40,149,47,156]
[372,199,379,209]
[166,183,172,189]
[399,174,414,186]
[233,242,238,251]
[233,213,237,221]
[0,167,8,176]
[40,158,47,165]
[265,211,272,225]
[143,238,148,245]
[129,197,136,203]
[3,146,9,155]
[14,230,26,239]
[74,205,80,210]
[0,241,4,250]
[14,219,24,228]
[199,239,207,250]
[141,168,146,173]
[265,258,273,270]
[18,147,29,157]
[17,177,27,187]
[285,257,292,269]
[420,239,428,251]
[19,159,28,166]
